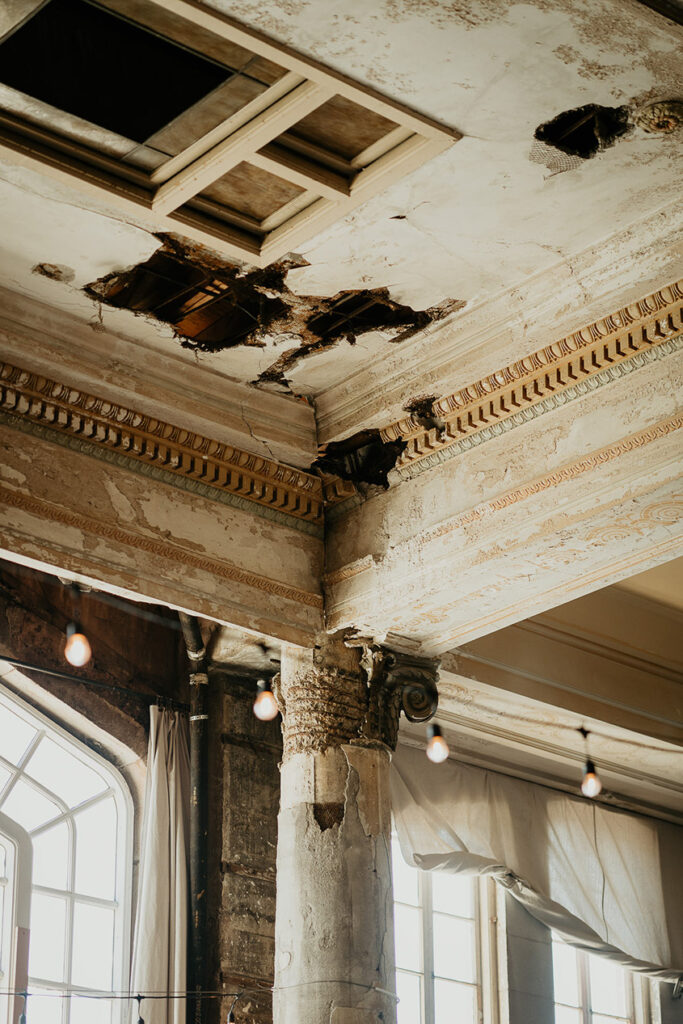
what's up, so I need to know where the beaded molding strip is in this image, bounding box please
[380,280,683,471]
[0,361,324,525]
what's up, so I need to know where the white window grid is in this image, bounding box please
[552,939,653,1024]
[0,685,133,1024]
[0,815,32,1024]
[392,836,499,1024]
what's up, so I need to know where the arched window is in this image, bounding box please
[0,684,133,1024]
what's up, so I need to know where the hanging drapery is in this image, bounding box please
[130,707,190,1024]
[391,744,683,984]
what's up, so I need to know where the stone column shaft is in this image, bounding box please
[273,636,397,1024]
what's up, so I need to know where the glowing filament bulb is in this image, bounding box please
[64,622,92,667]
[426,723,449,763]
[581,758,602,798]
[253,678,279,721]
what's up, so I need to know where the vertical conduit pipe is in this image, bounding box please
[178,613,209,1024]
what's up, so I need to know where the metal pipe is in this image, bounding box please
[178,613,209,1024]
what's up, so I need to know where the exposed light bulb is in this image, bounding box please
[253,678,279,721]
[426,723,449,763]
[581,758,602,798]
[64,622,92,667]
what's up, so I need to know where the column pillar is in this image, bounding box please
[273,635,439,1024]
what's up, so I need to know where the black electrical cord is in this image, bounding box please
[1,656,189,711]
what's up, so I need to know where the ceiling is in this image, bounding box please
[615,555,683,611]
[0,0,680,402]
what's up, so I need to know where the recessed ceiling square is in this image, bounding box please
[0,0,230,143]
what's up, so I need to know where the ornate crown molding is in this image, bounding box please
[0,360,325,526]
[380,280,683,472]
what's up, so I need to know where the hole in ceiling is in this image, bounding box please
[85,239,464,380]
[534,104,630,159]
[0,0,231,143]
[85,239,291,351]
[314,429,406,490]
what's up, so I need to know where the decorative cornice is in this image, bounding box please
[0,360,324,526]
[324,414,683,588]
[380,280,683,473]
[0,486,323,609]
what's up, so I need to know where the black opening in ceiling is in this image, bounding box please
[87,247,288,351]
[306,291,430,343]
[0,0,230,143]
[534,104,630,159]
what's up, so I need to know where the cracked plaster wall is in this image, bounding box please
[324,347,683,650]
[274,640,396,1024]
[0,422,323,645]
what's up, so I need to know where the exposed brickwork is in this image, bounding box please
[214,672,282,1024]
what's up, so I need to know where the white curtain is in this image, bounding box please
[391,745,683,984]
[130,707,190,1024]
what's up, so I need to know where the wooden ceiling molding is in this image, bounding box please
[0,0,458,267]
[379,280,683,476]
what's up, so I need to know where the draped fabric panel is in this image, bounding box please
[130,708,190,1024]
[391,745,683,984]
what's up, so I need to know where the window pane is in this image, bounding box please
[1,779,61,831]
[0,883,5,966]
[71,903,114,990]
[74,798,117,899]
[396,971,422,1024]
[394,904,422,972]
[433,914,476,983]
[26,738,107,808]
[0,764,11,796]
[32,822,70,890]
[588,956,628,1017]
[553,941,580,1007]
[391,838,419,906]
[0,704,36,765]
[592,1016,629,1024]
[434,978,477,1024]
[26,989,64,1024]
[432,872,474,919]
[29,893,67,982]
[555,1007,583,1024]
[71,995,112,1024]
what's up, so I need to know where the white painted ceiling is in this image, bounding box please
[0,0,681,399]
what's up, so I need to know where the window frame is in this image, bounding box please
[552,937,653,1024]
[0,813,32,1024]
[0,684,134,1024]
[392,835,499,1024]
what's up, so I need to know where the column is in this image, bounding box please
[273,635,439,1024]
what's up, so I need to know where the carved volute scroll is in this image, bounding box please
[355,643,440,750]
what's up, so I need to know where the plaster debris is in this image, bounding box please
[32,262,75,283]
[404,395,447,435]
[534,103,630,159]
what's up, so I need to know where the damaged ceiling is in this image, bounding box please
[0,0,680,407]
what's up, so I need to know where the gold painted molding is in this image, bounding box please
[0,361,325,525]
[0,486,323,610]
[324,414,683,588]
[380,280,683,469]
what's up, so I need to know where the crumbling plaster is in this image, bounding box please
[324,348,683,650]
[0,423,324,644]
[0,0,680,401]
